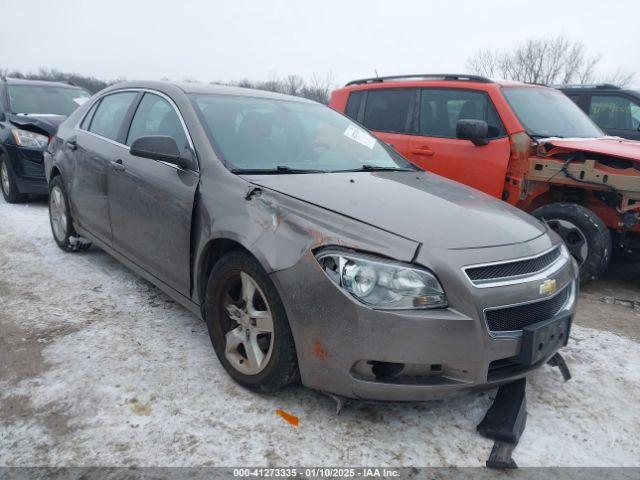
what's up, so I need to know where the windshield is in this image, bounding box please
[7,85,90,116]
[189,94,416,173]
[503,87,604,138]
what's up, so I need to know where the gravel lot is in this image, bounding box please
[1,199,639,467]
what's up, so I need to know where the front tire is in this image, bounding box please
[532,202,611,282]
[203,251,299,392]
[48,176,92,252]
[0,154,27,204]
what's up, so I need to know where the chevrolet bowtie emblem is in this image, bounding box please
[539,279,557,295]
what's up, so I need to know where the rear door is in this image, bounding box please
[404,88,511,198]
[70,91,138,243]
[587,94,640,141]
[108,91,198,296]
[351,88,413,155]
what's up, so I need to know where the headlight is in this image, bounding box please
[12,129,49,149]
[315,249,447,310]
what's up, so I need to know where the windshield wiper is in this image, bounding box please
[231,166,328,174]
[335,164,417,173]
[529,133,564,139]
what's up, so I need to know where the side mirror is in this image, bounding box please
[456,119,489,146]
[130,135,195,170]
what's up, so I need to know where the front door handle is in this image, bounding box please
[410,146,434,156]
[111,159,125,172]
[66,140,77,151]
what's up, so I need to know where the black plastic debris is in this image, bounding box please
[477,378,527,469]
[548,352,572,382]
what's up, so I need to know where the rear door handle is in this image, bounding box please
[110,159,126,172]
[66,140,77,151]
[410,146,434,156]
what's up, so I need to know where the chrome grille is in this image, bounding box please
[465,247,562,285]
[485,285,570,333]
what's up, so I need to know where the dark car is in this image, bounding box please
[44,81,577,401]
[0,77,90,203]
[559,84,640,141]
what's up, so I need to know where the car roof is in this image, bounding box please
[3,77,87,90]
[103,80,317,104]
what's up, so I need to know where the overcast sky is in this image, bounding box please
[2,0,638,87]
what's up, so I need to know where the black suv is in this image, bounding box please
[559,84,640,141]
[0,77,90,202]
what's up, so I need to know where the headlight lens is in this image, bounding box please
[315,250,447,310]
[12,129,49,149]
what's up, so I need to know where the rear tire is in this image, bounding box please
[49,175,92,252]
[203,251,299,392]
[0,154,27,204]
[532,202,611,282]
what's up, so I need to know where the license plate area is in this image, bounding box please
[515,315,571,365]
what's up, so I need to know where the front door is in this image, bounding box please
[403,88,511,199]
[108,92,198,296]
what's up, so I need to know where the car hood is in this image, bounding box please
[242,171,546,249]
[8,113,67,136]
[539,136,640,162]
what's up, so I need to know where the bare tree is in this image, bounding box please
[467,36,634,86]
[0,66,111,93]
[599,68,635,88]
[216,72,336,104]
[2,67,339,103]
[284,74,304,96]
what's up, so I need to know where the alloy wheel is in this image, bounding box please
[49,186,68,242]
[546,218,589,267]
[1,161,10,196]
[221,271,274,375]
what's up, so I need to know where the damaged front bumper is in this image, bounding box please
[271,234,578,402]
[3,144,48,195]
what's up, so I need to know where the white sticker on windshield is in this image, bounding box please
[73,97,89,106]
[344,124,376,149]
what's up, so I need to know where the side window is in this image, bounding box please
[80,100,100,130]
[344,91,364,121]
[362,89,411,133]
[88,92,137,141]
[589,95,640,130]
[419,89,505,139]
[566,94,581,105]
[126,93,188,150]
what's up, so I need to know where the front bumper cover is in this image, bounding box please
[271,234,578,401]
[3,144,48,195]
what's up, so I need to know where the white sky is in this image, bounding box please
[1,0,639,87]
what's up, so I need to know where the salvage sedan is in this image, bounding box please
[44,81,578,401]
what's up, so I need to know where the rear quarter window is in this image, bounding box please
[344,91,365,121]
[80,100,100,130]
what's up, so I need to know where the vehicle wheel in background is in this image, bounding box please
[49,175,92,252]
[532,202,611,282]
[0,154,27,203]
[203,251,299,392]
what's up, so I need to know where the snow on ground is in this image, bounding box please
[0,200,639,467]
